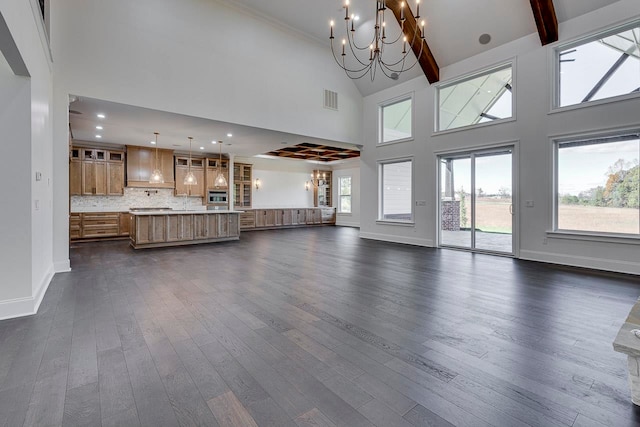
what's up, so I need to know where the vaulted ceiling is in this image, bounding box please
[223,0,621,96]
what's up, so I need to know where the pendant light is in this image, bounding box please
[214,141,228,188]
[149,132,165,184]
[184,136,197,186]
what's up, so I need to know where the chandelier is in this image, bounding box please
[306,151,327,191]
[330,0,425,81]
[184,137,197,186]
[149,132,164,184]
[213,141,228,188]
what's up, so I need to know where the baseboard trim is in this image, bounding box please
[359,232,434,247]
[336,222,360,228]
[0,263,55,321]
[54,259,71,273]
[520,250,640,276]
[32,264,55,314]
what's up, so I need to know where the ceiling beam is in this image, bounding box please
[529,0,558,45]
[386,0,439,84]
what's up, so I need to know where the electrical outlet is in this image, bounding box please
[416,200,427,206]
[35,200,40,210]
[543,237,548,245]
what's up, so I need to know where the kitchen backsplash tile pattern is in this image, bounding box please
[71,188,205,212]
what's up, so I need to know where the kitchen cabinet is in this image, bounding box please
[69,213,81,239]
[233,163,252,208]
[255,209,275,228]
[82,160,107,195]
[70,146,124,196]
[81,213,119,238]
[130,211,240,249]
[205,158,229,190]
[70,211,131,241]
[239,208,334,230]
[175,157,205,197]
[306,208,323,224]
[126,145,174,189]
[69,159,82,196]
[166,214,194,241]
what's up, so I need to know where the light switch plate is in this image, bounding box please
[525,200,534,207]
[35,172,42,181]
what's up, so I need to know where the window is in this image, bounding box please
[436,63,513,132]
[380,96,413,143]
[556,22,640,108]
[556,131,639,235]
[338,176,352,213]
[379,160,413,222]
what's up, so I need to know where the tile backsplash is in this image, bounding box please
[71,188,205,212]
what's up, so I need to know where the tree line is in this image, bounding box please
[560,159,639,209]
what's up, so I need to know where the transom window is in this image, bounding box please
[436,63,513,132]
[338,176,352,213]
[555,131,639,235]
[556,21,640,108]
[379,159,413,222]
[379,96,413,144]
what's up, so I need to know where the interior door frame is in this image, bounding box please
[435,140,520,258]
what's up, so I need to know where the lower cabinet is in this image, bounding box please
[240,208,335,230]
[70,212,130,241]
[130,213,240,249]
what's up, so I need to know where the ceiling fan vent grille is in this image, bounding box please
[323,89,338,111]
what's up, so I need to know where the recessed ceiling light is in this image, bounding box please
[200,147,204,150]
[211,140,217,144]
[96,125,103,130]
[354,15,360,21]
[150,140,156,145]
[95,135,102,138]
[97,113,105,119]
[227,133,233,138]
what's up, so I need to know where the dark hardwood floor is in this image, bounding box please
[1,226,639,427]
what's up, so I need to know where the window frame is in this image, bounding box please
[378,94,414,145]
[551,19,640,112]
[434,60,516,135]
[338,176,352,214]
[551,128,640,241]
[377,157,414,224]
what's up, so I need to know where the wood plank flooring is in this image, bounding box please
[1,226,640,427]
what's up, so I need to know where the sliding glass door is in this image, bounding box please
[439,147,514,255]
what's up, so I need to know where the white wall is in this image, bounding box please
[50,0,363,269]
[333,160,361,227]
[360,0,640,274]
[0,0,55,319]
[239,157,320,208]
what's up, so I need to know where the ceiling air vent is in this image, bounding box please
[323,89,338,111]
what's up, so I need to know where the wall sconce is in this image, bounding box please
[305,181,310,191]
[254,178,261,190]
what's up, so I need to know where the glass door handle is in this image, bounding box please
[509,204,513,215]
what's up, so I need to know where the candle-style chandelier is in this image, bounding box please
[330,0,426,81]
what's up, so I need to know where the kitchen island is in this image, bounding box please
[129,210,240,249]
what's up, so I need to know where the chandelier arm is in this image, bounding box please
[345,33,376,67]
[330,39,371,73]
[345,23,377,52]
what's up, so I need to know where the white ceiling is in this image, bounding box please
[68,96,359,159]
[69,1,622,158]
[223,0,621,96]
